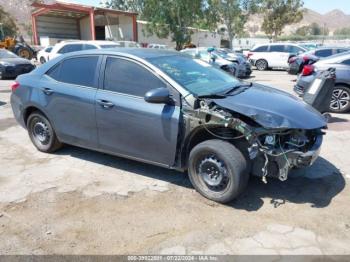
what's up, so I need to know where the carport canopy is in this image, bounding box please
[31,1,138,45]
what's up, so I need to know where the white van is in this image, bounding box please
[247,43,307,70]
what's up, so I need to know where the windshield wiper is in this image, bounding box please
[224,82,253,95]
[197,93,227,99]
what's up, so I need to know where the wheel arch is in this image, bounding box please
[179,126,248,170]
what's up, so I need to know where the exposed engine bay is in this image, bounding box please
[181,97,325,183]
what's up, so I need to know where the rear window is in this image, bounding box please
[47,56,99,88]
[252,45,268,52]
[57,44,84,54]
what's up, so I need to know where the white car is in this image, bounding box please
[114,41,140,48]
[247,43,307,71]
[37,46,53,64]
[48,40,120,61]
[148,44,168,49]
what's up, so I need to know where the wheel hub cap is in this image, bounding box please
[198,157,227,187]
[33,121,49,143]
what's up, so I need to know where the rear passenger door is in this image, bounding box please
[269,45,288,68]
[95,56,180,166]
[40,55,101,148]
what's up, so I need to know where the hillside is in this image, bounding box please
[247,8,350,36]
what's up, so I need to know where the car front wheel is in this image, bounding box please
[27,112,62,153]
[188,139,249,203]
[330,86,350,113]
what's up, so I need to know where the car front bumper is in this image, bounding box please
[287,134,323,168]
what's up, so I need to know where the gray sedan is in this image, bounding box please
[294,51,350,113]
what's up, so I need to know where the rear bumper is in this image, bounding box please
[10,93,26,128]
[294,74,315,96]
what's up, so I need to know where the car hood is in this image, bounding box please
[0,58,32,65]
[213,83,327,129]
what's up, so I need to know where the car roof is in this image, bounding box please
[55,40,118,46]
[60,48,181,59]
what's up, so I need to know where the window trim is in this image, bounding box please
[45,55,102,89]
[100,55,171,99]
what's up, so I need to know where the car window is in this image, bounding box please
[84,44,97,50]
[47,56,99,88]
[252,45,268,52]
[285,45,304,54]
[315,49,333,57]
[57,44,84,54]
[336,49,349,54]
[104,57,165,97]
[270,45,285,52]
[342,59,350,66]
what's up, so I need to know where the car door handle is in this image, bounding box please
[42,88,54,95]
[96,99,114,109]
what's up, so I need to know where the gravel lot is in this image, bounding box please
[0,70,350,255]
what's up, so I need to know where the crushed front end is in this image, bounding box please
[249,129,324,182]
[181,96,326,183]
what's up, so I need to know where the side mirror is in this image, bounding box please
[144,88,173,104]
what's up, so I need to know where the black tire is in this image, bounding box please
[188,139,249,203]
[255,59,268,71]
[27,112,62,153]
[329,86,350,113]
[16,46,34,60]
[39,56,46,64]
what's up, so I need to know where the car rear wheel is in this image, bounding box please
[188,139,249,203]
[330,86,350,113]
[39,56,46,64]
[27,112,62,153]
[255,59,268,71]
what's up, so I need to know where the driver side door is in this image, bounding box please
[95,56,181,166]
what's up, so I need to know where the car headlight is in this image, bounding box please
[0,61,15,67]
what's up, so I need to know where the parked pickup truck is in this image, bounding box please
[11,49,327,203]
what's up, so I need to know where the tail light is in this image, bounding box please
[247,52,253,59]
[301,64,315,76]
[11,81,20,92]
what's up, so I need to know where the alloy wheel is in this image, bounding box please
[330,88,350,111]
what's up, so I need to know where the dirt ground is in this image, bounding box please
[1,70,350,255]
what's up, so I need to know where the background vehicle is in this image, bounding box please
[11,49,326,203]
[181,47,239,77]
[48,40,120,61]
[294,52,350,113]
[247,43,307,71]
[215,48,252,78]
[37,46,53,64]
[148,44,168,49]
[288,47,350,75]
[0,24,35,60]
[114,41,140,48]
[0,49,35,79]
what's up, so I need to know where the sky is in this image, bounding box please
[69,0,350,15]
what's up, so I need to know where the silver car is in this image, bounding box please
[294,51,350,113]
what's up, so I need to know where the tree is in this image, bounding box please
[296,22,328,37]
[0,6,18,38]
[142,0,205,50]
[334,27,350,36]
[259,0,304,41]
[206,0,258,49]
[102,0,145,16]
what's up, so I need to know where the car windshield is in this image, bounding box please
[0,50,18,59]
[147,55,240,96]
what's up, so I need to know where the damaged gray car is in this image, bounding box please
[11,49,327,203]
